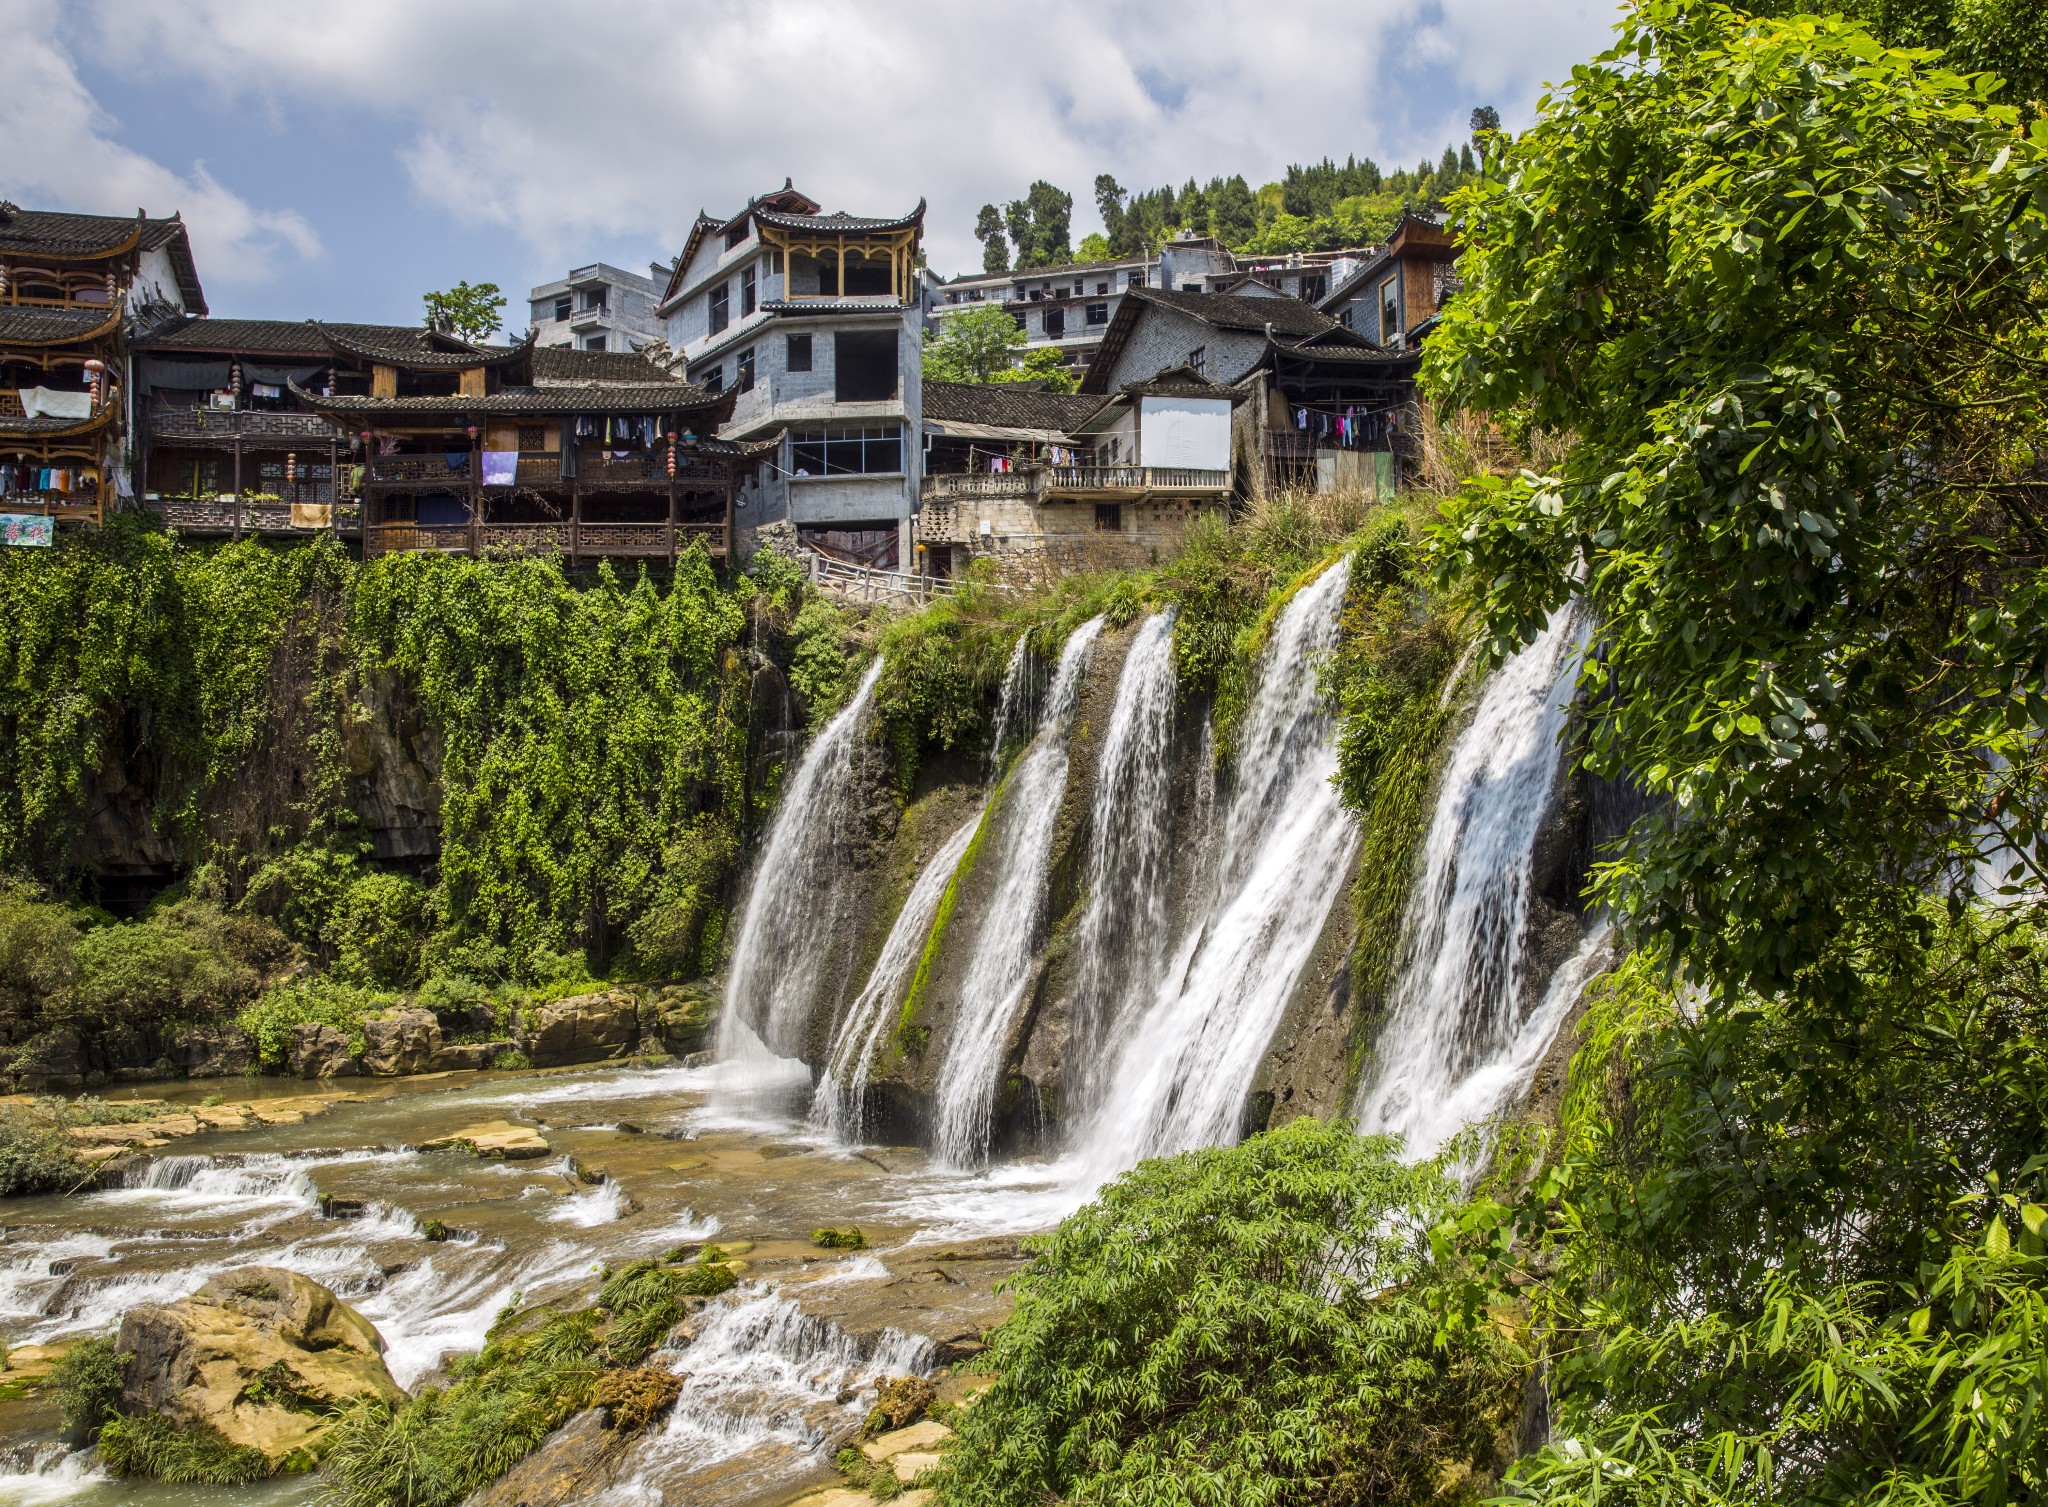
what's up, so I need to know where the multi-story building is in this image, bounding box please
[0,204,204,533]
[658,183,927,566]
[930,233,1373,375]
[1317,214,1460,348]
[527,262,665,353]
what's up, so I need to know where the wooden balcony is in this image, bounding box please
[367,451,729,491]
[920,466,1230,504]
[149,407,335,443]
[145,497,363,537]
[369,454,472,486]
[362,520,727,562]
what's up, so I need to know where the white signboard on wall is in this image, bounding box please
[1139,396,1231,471]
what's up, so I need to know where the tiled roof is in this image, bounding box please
[531,346,680,384]
[944,255,1147,286]
[921,380,1104,432]
[1125,286,1343,338]
[0,305,123,346]
[315,324,534,369]
[290,381,731,418]
[1268,335,1417,366]
[1119,366,1246,400]
[754,201,926,235]
[0,208,205,312]
[0,406,116,439]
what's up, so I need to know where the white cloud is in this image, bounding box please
[0,0,319,289]
[37,0,1618,285]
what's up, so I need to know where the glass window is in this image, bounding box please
[1379,277,1400,344]
[700,364,723,393]
[741,266,757,317]
[1188,345,1206,375]
[1085,303,1109,325]
[785,424,904,477]
[1043,306,1066,338]
[709,283,729,334]
[553,296,571,321]
[1097,281,1109,295]
[583,335,607,351]
[737,347,755,393]
[787,333,813,372]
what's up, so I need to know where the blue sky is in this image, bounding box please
[4,0,1620,330]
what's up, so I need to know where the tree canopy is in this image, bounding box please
[921,304,1078,392]
[421,281,506,343]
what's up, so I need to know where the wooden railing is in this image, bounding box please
[369,454,472,484]
[800,548,955,604]
[920,466,1230,503]
[150,407,333,441]
[364,520,728,560]
[148,497,364,535]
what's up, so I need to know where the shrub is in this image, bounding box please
[97,1413,269,1484]
[331,871,429,989]
[70,918,254,1027]
[0,882,82,1028]
[235,978,393,1070]
[0,1107,87,1197]
[935,1118,1526,1507]
[50,1335,127,1442]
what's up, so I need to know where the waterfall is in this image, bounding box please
[719,659,884,1064]
[988,632,1033,776]
[1067,610,1179,1092]
[809,808,984,1142]
[1075,560,1357,1174]
[931,617,1105,1167]
[1356,606,1590,1156]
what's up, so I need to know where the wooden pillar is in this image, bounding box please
[723,473,735,560]
[836,242,845,298]
[667,474,678,566]
[232,433,242,539]
[570,479,580,567]
[328,439,339,537]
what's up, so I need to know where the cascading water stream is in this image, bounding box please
[1073,560,1357,1176]
[931,616,1105,1167]
[1066,609,1179,1093]
[718,659,884,1068]
[1355,605,1591,1157]
[809,808,983,1141]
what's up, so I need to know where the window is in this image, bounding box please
[1085,302,1109,325]
[1095,503,1123,532]
[741,266,757,317]
[786,424,904,476]
[767,251,783,275]
[553,296,571,321]
[1043,306,1066,339]
[736,346,755,393]
[1127,270,1143,287]
[1300,274,1326,302]
[517,425,547,451]
[709,283,729,334]
[833,331,898,401]
[1181,282,1201,293]
[969,290,984,302]
[583,334,607,351]
[583,289,608,312]
[1073,281,1084,295]
[1379,277,1400,345]
[725,224,748,250]
[1097,281,1109,295]
[1188,345,1207,375]
[700,363,723,393]
[787,333,813,372]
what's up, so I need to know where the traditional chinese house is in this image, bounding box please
[280,324,741,561]
[0,204,203,531]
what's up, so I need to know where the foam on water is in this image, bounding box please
[354,1240,593,1391]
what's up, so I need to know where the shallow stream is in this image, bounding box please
[0,1061,1070,1507]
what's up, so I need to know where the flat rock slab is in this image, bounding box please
[423,1120,550,1159]
[863,1419,952,1463]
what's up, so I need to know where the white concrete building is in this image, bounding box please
[658,183,926,564]
[528,263,664,353]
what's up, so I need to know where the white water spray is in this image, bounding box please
[811,808,984,1142]
[1356,606,1590,1156]
[1067,609,1179,1089]
[1075,560,1357,1174]
[720,659,884,1065]
[931,617,1105,1166]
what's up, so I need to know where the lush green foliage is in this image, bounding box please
[922,305,1079,391]
[97,1414,270,1484]
[50,1335,126,1442]
[319,1252,728,1507]
[1425,1,2048,999]
[420,281,506,343]
[235,978,396,1070]
[938,1118,1524,1507]
[1421,7,2048,1507]
[0,1107,88,1196]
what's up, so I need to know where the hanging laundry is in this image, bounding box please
[481,451,519,487]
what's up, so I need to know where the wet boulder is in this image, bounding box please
[166,1025,256,1079]
[287,1023,361,1079]
[359,1008,442,1075]
[428,1040,502,1072]
[117,1267,404,1468]
[514,990,642,1067]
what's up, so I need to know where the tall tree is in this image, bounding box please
[1094,175,1132,257]
[421,281,505,343]
[922,304,1077,392]
[1004,181,1075,268]
[1468,104,1501,142]
[974,204,1009,273]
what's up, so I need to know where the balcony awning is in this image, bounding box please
[924,418,1077,443]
